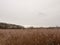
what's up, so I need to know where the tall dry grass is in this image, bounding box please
[0,29,60,45]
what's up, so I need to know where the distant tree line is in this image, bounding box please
[0,22,60,29]
[27,26,60,29]
[0,22,25,29]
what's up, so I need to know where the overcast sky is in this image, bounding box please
[0,0,60,27]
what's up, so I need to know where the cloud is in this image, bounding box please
[0,0,60,27]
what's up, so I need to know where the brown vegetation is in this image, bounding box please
[0,29,60,45]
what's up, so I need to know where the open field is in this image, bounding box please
[0,29,60,45]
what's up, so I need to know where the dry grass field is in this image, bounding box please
[0,29,60,45]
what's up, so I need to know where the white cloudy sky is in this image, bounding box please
[0,0,60,27]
